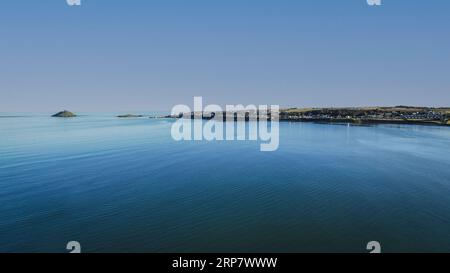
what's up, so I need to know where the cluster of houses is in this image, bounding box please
[397,111,444,120]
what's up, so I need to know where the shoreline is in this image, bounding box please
[279,117,450,127]
[170,117,450,127]
[2,106,450,127]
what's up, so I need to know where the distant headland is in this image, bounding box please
[165,106,450,126]
[279,106,450,126]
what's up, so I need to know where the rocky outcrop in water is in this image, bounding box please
[52,110,76,117]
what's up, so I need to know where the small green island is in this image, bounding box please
[117,114,144,118]
[52,110,76,118]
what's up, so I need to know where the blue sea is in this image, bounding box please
[1,113,450,253]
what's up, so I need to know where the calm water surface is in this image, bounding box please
[1,113,450,252]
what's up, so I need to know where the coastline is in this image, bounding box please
[279,117,450,127]
[2,106,450,127]
[163,106,450,127]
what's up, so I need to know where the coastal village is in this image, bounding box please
[279,106,450,125]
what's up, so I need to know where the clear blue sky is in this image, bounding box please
[1,0,449,112]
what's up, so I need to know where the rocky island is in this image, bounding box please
[52,110,76,118]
